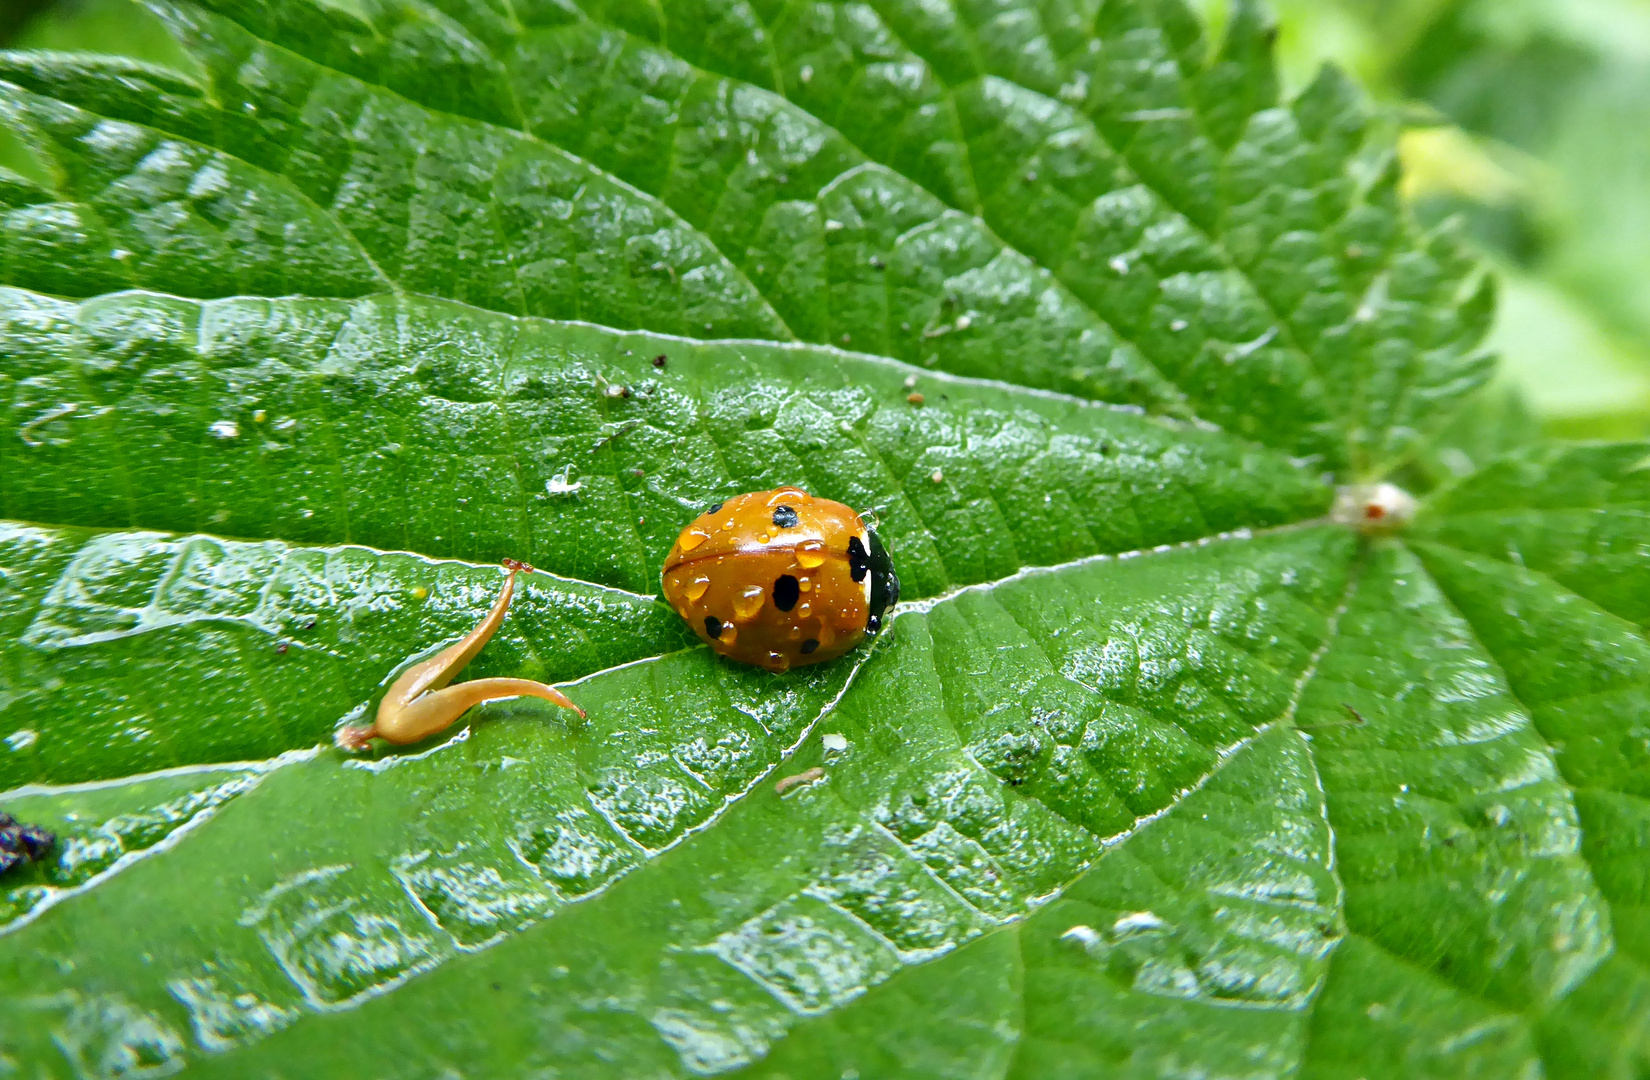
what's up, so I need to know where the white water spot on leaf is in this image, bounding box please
[47,992,187,1079]
[167,976,297,1052]
[706,894,902,1014]
[5,728,37,750]
[546,469,582,495]
[1113,910,1168,934]
[208,420,240,440]
[586,765,718,850]
[1060,924,1101,949]
[511,807,638,896]
[392,848,555,947]
[240,864,451,1006]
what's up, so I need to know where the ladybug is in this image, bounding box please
[661,487,900,672]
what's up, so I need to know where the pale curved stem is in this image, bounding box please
[371,678,583,746]
[336,565,584,749]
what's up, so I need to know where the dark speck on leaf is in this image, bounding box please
[0,817,56,872]
[276,642,288,655]
[303,618,317,631]
[18,824,53,861]
[653,355,667,368]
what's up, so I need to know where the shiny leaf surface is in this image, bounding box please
[0,1,1643,1077]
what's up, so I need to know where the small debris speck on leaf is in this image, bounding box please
[775,767,826,795]
[907,392,925,406]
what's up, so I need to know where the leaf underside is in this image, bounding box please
[0,0,1644,1077]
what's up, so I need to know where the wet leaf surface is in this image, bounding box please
[0,1,1644,1077]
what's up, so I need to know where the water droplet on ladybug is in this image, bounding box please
[758,533,771,544]
[798,601,812,617]
[797,539,826,568]
[720,623,738,645]
[685,576,711,601]
[733,585,765,619]
[680,529,710,552]
[798,578,813,592]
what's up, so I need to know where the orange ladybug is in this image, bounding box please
[661,487,900,672]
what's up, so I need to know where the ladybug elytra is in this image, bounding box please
[662,487,901,672]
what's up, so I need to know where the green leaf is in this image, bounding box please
[0,0,1643,1077]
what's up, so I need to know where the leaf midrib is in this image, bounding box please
[8,281,1317,608]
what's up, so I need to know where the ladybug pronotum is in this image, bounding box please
[662,487,900,672]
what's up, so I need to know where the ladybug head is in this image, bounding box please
[863,526,900,634]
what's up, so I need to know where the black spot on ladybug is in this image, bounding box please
[848,535,869,583]
[773,575,800,612]
[704,615,723,639]
[801,638,820,654]
[706,502,723,516]
[771,505,799,528]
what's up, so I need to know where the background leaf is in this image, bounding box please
[0,0,1646,1077]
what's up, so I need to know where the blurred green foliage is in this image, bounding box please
[1195,0,1650,439]
[6,0,1650,440]
[1,0,192,72]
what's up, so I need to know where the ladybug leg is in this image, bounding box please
[335,560,584,751]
